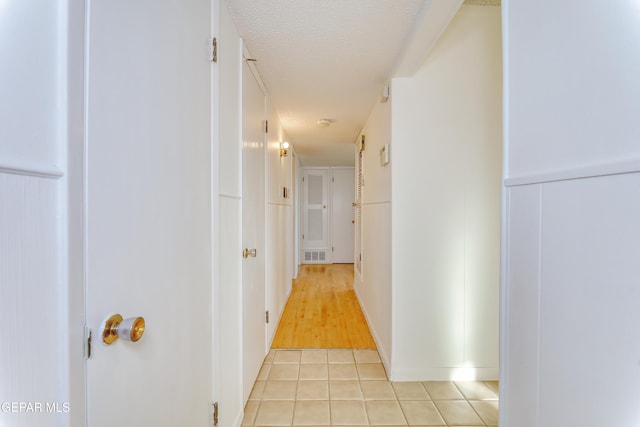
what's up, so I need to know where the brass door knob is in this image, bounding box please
[102,314,146,345]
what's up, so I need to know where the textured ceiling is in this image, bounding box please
[224,0,428,166]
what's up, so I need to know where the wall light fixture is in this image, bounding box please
[280,141,290,158]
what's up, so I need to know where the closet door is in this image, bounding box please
[302,169,331,263]
[331,168,355,263]
[85,0,213,425]
[354,150,364,275]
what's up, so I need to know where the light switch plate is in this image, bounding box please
[380,144,390,166]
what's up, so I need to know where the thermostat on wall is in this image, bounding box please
[380,144,390,166]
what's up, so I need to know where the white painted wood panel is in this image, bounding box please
[266,204,294,345]
[503,185,541,427]
[538,174,640,426]
[392,65,467,376]
[390,6,501,381]
[266,131,280,206]
[293,154,301,275]
[361,100,391,204]
[463,73,502,371]
[503,0,640,424]
[216,3,245,425]
[356,202,392,373]
[331,168,355,263]
[266,99,290,206]
[217,195,244,426]
[0,1,84,424]
[241,58,267,403]
[506,0,640,180]
[64,2,87,421]
[0,0,60,167]
[354,99,391,370]
[264,97,295,346]
[85,0,212,425]
[219,5,242,198]
[0,175,65,427]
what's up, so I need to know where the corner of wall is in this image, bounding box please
[389,4,501,381]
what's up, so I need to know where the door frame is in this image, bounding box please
[68,0,87,424]
[210,0,221,415]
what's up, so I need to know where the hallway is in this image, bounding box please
[272,264,376,349]
[249,265,499,426]
[242,348,499,426]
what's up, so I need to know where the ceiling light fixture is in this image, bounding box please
[316,118,332,127]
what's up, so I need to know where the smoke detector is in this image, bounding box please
[316,118,333,127]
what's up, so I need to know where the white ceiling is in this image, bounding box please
[223,0,430,166]
[223,0,501,165]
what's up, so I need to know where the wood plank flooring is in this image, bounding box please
[271,264,376,349]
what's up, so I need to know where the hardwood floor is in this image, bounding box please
[271,264,376,349]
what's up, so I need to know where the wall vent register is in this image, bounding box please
[304,250,327,263]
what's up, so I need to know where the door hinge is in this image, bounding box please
[265,310,270,324]
[332,247,334,252]
[263,120,268,133]
[84,325,92,360]
[213,402,219,426]
[332,177,334,182]
[211,37,218,63]
[302,234,305,240]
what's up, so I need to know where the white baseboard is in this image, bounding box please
[390,366,499,382]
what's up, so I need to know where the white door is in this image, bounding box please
[302,169,330,263]
[331,168,355,263]
[242,60,267,402]
[85,1,213,426]
[354,148,364,276]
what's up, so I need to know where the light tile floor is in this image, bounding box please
[242,349,499,426]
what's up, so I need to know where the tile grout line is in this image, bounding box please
[246,349,498,427]
[354,349,372,427]
[293,351,300,426]
[327,352,333,426]
[387,373,411,427]
[450,380,494,426]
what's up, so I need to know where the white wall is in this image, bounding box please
[390,5,502,381]
[216,3,244,426]
[293,152,301,276]
[266,101,295,346]
[354,98,393,372]
[0,1,84,425]
[505,0,640,182]
[502,0,640,425]
[217,8,293,424]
